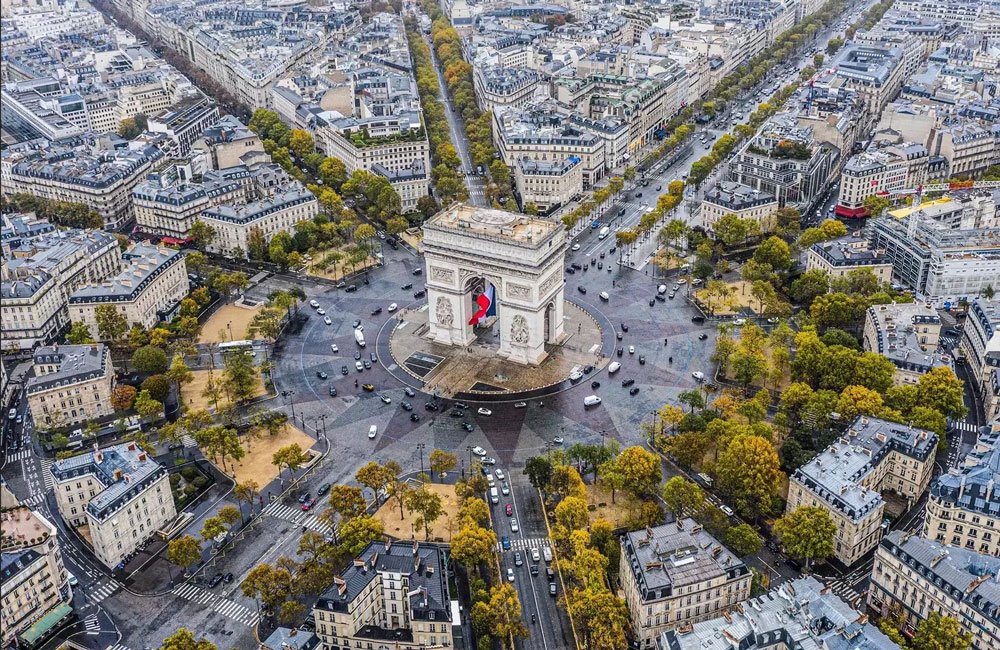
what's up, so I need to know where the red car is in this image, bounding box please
[302,497,315,511]
[505,504,513,516]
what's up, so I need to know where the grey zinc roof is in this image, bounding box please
[793,416,937,522]
[69,245,183,303]
[26,344,109,394]
[931,422,1000,518]
[866,302,949,373]
[703,181,776,211]
[661,576,901,650]
[0,269,53,299]
[50,442,167,520]
[622,518,746,597]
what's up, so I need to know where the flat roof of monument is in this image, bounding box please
[424,203,562,247]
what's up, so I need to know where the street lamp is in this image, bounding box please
[317,414,328,438]
[416,443,425,477]
[466,445,473,476]
[284,389,296,422]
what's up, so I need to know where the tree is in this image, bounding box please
[911,612,972,650]
[753,236,792,271]
[289,129,315,158]
[95,304,128,343]
[790,269,830,304]
[166,354,195,395]
[570,588,630,650]
[67,321,95,344]
[111,384,137,412]
[554,496,590,533]
[863,195,891,219]
[189,221,216,249]
[158,628,218,650]
[725,523,762,556]
[451,524,497,567]
[714,213,751,247]
[134,390,163,422]
[166,535,202,577]
[355,461,394,504]
[223,351,257,403]
[200,517,226,542]
[141,374,170,402]
[715,435,781,519]
[827,36,844,55]
[407,484,444,539]
[218,505,242,529]
[661,477,704,518]
[234,480,260,522]
[773,506,836,569]
[810,292,860,328]
[325,484,367,527]
[241,563,293,612]
[429,449,457,479]
[916,367,968,419]
[481,584,530,643]
[678,389,706,413]
[338,515,384,557]
[133,345,169,375]
[523,456,553,489]
[614,446,661,498]
[458,498,490,527]
[272,443,305,483]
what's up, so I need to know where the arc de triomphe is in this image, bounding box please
[421,204,566,365]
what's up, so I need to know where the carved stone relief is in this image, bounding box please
[510,315,529,345]
[435,296,454,329]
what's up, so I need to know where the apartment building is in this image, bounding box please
[960,300,1000,420]
[313,540,453,650]
[69,245,189,338]
[699,182,778,239]
[1,213,56,254]
[886,193,997,231]
[934,123,998,179]
[863,302,946,385]
[132,166,251,241]
[0,487,71,648]
[191,115,267,171]
[806,237,893,282]
[473,67,540,113]
[786,416,937,566]
[373,162,429,214]
[514,156,582,213]
[619,519,751,647]
[729,114,839,209]
[836,143,929,218]
[924,425,1000,557]
[1,137,164,230]
[260,627,321,650]
[202,188,318,260]
[147,98,220,156]
[662,576,901,650]
[868,214,1000,306]
[815,43,906,129]
[1,229,122,351]
[0,79,86,141]
[50,441,177,569]
[25,343,115,430]
[869,531,999,650]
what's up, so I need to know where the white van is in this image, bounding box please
[658,284,668,294]
[598,226,611,240]
[584,395,602,407]
[490,487,499,504]
[608,361,621,374]
[355,329,366,347]
[599,291,609,301]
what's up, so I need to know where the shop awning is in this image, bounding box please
[18,601,73,644]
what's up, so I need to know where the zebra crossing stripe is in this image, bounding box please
[84,614,100,631]
[214,598,259,626]
[172,582,218,605]
[107,644,132,650]
[263,502,305,524]
[89,580,120,603]
[496,537,550,552]
[41,459,54,490]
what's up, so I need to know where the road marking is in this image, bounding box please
[88,579,121,603]
[214,597,260,627]
[84,614,101,632]
[172,582,219,605]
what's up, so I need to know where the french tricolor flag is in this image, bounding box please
[469,284,496,325]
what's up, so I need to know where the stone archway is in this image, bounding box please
[422,204,566,365]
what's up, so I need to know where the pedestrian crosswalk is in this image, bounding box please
[88,578,121,604]
[6,449,31,462]
[40,458,53,491]
[172,582,218,605]
[171,582,259,627]
[21,493,45,507]
[496,537,551,552]
[215,597,259,627]
[951,420,980,434]
[825,578,864,607]
[107,643,132,650]
[262,501,335,536]
[84,614,101,633]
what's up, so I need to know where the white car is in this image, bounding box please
[514,401,527,408]
[309,300,320,308]
[628,345,635,354]
[608,361,621,374]
[355,361,363,371]
[507,568,515,582]
[553,436,564,444]
[368,425,377,439]
[324,316,332,326]
[481,456,497,465]
[495,469,505,480]
[472,446,487,456]
[501,482,510,495]
[692,371,705,381]
[571,243,581,251]
[677,278,687,285]
[487,475,495,487]
[388,303,398,312]
[733,317,746,325]
[330,344,339,353]
[720,505,735,517]
[477,407,492,416]
[569,370,583,381]
[510,518,519,533]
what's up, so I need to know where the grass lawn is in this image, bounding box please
[694,280,758,316]
[374,482,461,543]
[231,423,315,487]
[199,304,264,344]
[585,483,636,529]
[180,369,266,412]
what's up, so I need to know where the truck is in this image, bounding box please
[598,226,611,239]
[354,329,366,347]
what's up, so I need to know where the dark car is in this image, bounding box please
[462,422,474,432]
[622,378,635,387]
[345,284,358,292]
[621,323,629,332]
[404,387,415,397]
[370,352,378,362]
[363,360,371,369]
[530,564,539,576]
[412,268,423,276]
[402,282,413,290]
[414,289,426,298]
[450,409,464,417]
[298,492,311,503]
[571,263,582,270]
[223,572,234,584]
[639,356,645,365]
[454,402,469,409]
[355,351,362,360]
[341,365,349,375]
[617,347,624,357]
[168,443,184,452]
[691,315,706,324]
[616,332,624,340]
[578,286,587,294]
[546,567,555,581]
[655,294,665,302]
[317,482,331,496]
[566,266,576,274]
[425,401,439,411]
[329,386,338,396]
[629,387,640,396]
[410,413,421,422]
[209,573,224,588]
[316,370,328,379]
[649,298,655,306]
[591,381,600,389]
[401,401,413,411]
[584,365,594,374]
[371,307,382,315]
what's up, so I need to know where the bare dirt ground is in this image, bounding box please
[199,304,264,343]
[374,482,461,543]
[231,424,316,487]
[180,369,266,412]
